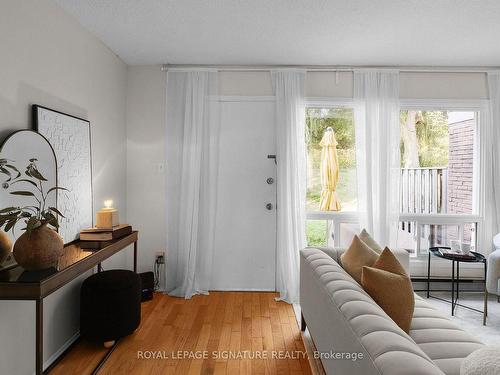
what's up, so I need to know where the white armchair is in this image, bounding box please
[486,233,500,301]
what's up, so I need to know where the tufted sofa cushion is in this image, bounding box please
[410,295,483,375]
[300,247,482,375]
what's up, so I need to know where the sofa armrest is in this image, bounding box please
[487,250,500,295]
[309,246,410,275]
[304,247,345,263]
[392,248,410,275]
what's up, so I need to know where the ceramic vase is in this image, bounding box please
[13,224,64,270]
[0,229,13,265]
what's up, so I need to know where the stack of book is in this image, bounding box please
[79,224,132,249]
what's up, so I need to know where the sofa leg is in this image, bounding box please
[301,312,306,331]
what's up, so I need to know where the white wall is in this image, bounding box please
[0,1,129,374]
[218,70,488,99]
[126,67,167,275]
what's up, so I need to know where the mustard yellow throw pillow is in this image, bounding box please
[359,228,383,253]
[340,235,379,284]
[361,247,415,333]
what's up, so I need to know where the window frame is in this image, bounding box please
[304,98,488,257]
[399,99,487,258]
[304,98,360,247]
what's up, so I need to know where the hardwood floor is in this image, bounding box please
[50,292,313,375]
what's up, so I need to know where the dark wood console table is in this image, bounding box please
[0,231,138,375]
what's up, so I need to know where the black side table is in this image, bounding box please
[426,247,487,325]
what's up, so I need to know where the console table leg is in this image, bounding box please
[484,260,488,325]
[36,299,43,375]
[451,260,455,316]
[427,252,431,298]
[484,289,488,326]
[133,241,138,273]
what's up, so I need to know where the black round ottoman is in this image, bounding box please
[80,269,141,345]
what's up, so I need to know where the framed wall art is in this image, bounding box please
[33,105,93,244]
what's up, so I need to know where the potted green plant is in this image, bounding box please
[0,158,66,270]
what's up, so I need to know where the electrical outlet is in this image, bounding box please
[155,251,165,264]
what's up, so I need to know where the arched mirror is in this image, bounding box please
[0,130,57,245]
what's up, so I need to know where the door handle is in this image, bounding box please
[265,203,273,210]
[266,177,274,185]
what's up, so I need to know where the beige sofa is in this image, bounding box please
[300,247,483,375]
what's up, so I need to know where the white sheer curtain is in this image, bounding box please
[481,72,500,254]
[354,70,401,248]
[272,70,307,304]
[165,70,220,299]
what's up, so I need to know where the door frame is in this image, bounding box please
[213,95,278,292]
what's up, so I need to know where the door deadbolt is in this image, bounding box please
[266,203,273,210]
[266,177,274,185]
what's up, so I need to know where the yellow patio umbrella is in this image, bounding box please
[319,127,341,211]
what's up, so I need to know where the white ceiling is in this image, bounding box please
[55,0,500,67]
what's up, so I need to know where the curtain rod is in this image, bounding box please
[161,64,499,73]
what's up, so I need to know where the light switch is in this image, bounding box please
[157,163,165,174]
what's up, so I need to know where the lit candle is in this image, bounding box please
[96,199,119,229]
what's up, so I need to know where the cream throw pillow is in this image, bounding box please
[361,247,415,333]
[359,229,383,253]
[340,235,379,284]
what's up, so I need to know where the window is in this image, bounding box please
[306,107,357,211]
[398,109,480,257]
[304,104,483,257]
[305,106,358,247]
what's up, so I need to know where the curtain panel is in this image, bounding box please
[165,70,220,299]
[272,70,307,304]
[354,70,401,248]
[482,72,500,258]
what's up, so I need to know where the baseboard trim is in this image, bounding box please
[209,288,276,292]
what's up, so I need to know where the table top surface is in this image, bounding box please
[429,246,486,263]
[0,231,138,285]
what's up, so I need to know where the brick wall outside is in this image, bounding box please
[447,118,475,242]
[447,118,474,214]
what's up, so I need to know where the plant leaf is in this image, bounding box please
[0,167,11,176]
[42,212,59,229]
[46,186,69,195]
[0,207,18,213]
[10,179,38,187]
[27,168,47,181]
[0,212,21,219]
[4,218,17,232]
[5,164,19,171]
[0,167,12,182]
[10,191,35,197]
[49,218,59,228]
[4,165,21,179]
[26,216,40,234]
[49,206,65,217]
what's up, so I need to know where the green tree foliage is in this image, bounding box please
[306,108,356,168]
[400,110,449,168]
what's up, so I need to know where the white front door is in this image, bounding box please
[212,99,277,291]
